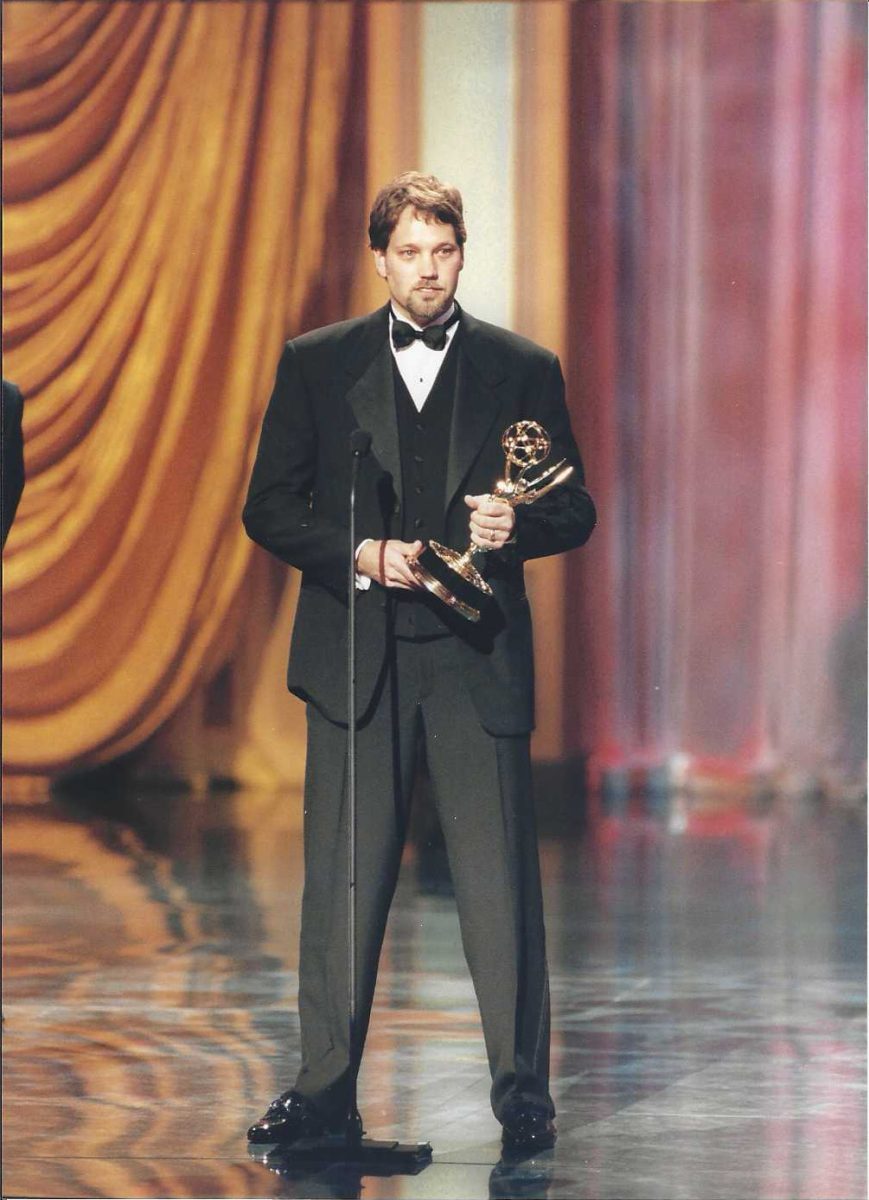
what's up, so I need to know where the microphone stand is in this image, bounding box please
[269,430,432,1174]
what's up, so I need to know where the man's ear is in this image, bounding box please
[373,249,387,279]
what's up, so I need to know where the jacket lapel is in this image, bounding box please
[343,305,508,515]
[445,312,507,510]
[345,306,402,506]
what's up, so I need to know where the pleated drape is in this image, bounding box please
[2,1,360,772]
[563,1,866,791]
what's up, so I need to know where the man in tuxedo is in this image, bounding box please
[243,173,595,1153]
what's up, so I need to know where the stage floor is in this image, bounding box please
[2,784,866,1200]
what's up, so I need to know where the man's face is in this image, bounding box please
[374,206,463,326]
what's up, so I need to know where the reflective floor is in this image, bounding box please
[2,784,866,1199]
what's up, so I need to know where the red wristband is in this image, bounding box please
[379,540,387,586]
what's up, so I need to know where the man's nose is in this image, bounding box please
[419,255,438,278]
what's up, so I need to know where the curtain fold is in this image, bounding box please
[564,1,866,789]
[2,1,360,772]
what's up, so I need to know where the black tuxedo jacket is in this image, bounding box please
[2,380,25,548]
[243,305,596,734]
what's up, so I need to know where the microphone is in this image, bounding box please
[350,429,372,458]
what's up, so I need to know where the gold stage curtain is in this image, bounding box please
[2,1,360,773]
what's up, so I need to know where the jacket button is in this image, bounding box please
[393,503,400,515]
[413,518,425,529]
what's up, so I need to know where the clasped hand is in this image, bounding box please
[356,495,515,589]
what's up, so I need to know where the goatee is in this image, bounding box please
[407,291,450,327]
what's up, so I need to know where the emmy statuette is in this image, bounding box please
[408,420,574,622]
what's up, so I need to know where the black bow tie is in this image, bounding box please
[391,310,459,351]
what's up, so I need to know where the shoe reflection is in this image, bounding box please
[249,1145,365,1199]
[249,1141,433,1197]
[489,1152,555,1199]
[250,1142,555,1199]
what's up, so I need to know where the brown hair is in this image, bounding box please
[368,171,466,251]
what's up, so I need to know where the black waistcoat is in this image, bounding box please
[391,337,459,638]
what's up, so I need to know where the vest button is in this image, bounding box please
[413,518,425,529]
[415,485,424,495]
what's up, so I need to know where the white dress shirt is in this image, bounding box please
[389,303,459,411]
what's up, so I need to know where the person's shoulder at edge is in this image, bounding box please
[3,378,24,421]
[460,311,558,370]
[288,307,387,358]
[272,309,387,388]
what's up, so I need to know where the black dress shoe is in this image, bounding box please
[247,1089,362,1145]
[500,1101,556,1156]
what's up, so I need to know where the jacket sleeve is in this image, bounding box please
[509,354,596,562]
[242,342,349,593]
[2,380,25,548]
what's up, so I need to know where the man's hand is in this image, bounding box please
[465,494,515,551]
[357,539,424,589]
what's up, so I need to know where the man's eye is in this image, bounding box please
[400,250,415,258]
[438,247,455,257]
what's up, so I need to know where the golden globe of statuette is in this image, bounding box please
[407,421,574,622]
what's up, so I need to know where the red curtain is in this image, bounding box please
[564,1,866,791]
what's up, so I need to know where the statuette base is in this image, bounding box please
[408,541,492,623]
